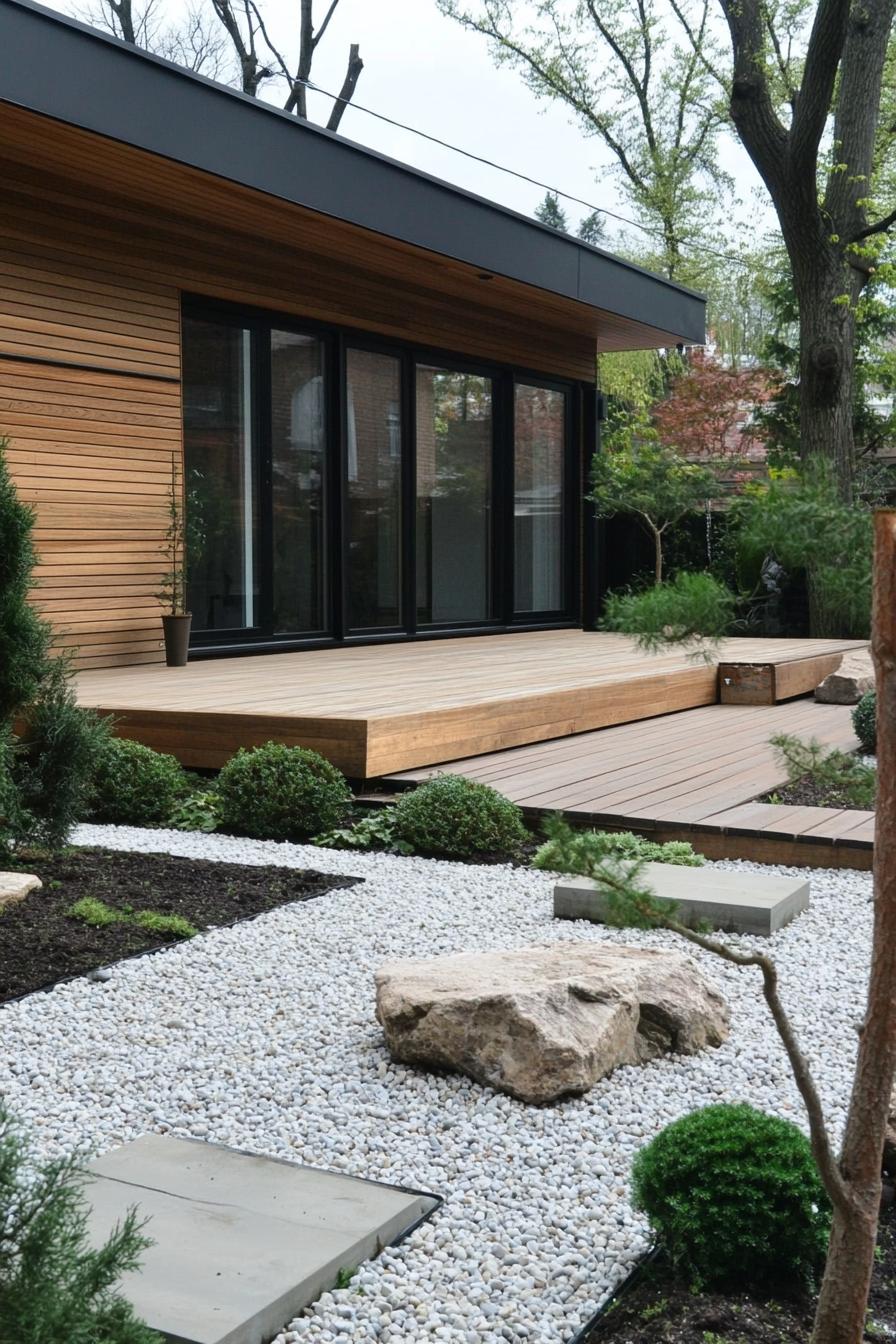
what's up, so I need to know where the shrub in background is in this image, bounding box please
[215,741,351,840]
[632,1103,830,1290]
[732,467,872,638]
[89,737,187,827]
[392,774,528,858]
[0,1103,161,1344]
[534,825,703,873]
[601,571,735,660]
[853,689,877,755]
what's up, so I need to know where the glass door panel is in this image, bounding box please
[513,383,566,613]
[270,330,327,634]
[183,316,258,632]
[415,365,493,625]
[346,349,403,630]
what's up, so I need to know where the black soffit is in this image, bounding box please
[0,0,706,346]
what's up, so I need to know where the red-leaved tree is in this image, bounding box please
[653,350,776,471]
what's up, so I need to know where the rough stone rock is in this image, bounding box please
[374,942,729,1104]
[815,647,875,704]
[0,872,41,911]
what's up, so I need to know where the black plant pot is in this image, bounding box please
[162,613,192,667]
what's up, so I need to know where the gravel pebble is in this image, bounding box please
[0,822,872,1344]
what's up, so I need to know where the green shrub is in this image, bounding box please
[68,896,120,927]
[215,741,352,840]
[731,466,872,638]
[132,910,198,939]
[534,826,703,873]
[89,737,187,826]
[601,571,735,660]
[313,807,413,854]
[167,788,222,833]
[852,689,876,754]
[0,1102,161,1343]
[771,733,876,809]
[0,437,52,724]
[15,657,111,849]
[391,774,528,858]
[632,1103,831,1290]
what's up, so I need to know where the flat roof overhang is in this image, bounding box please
[0,0,706,353]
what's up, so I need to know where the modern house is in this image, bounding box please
[0,0,705,672]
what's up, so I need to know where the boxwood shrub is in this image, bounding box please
[215,741,351,840]
[392,774,528,859]
[852,689,876,754]
[89,736,186,826]
[632,1103,830,1290]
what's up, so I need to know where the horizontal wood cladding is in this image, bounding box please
[0,102,602,669]
[1,356,179,668]
[0,103,599,380]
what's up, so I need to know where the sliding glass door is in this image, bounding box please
[346,349,403,631]
[415,365,494,626]
[182,300,576,651]
[513,383,567,615]
[270,330,328,635]
[183,315,258,633]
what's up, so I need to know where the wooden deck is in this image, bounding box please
[387,699,874,870]
[73,631,865,778]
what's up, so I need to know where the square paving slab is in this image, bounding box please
[553,862,810,936]
[84,1134,439,1344]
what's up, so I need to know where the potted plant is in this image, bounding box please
[157,453,193,667]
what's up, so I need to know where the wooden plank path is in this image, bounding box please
[386,700,874,870]
[74,630,865,777]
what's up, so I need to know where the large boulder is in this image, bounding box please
[374,942,729,1104]
[0,872,40,911]
[815,647,874,705]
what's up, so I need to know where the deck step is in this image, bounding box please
[553,864,810,937]
[718,646,864,705]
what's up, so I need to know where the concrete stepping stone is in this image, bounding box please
[0,872,41,910]
[554,862,809,937]
[84,1134,439,1344]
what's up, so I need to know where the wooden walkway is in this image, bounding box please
[387,699,874,870]
[74,630,864,777]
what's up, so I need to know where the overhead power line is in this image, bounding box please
[297,74,752,269]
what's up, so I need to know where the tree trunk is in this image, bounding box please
[795,263,859,502]
[650,525,663,585]
[811,511,896,1343]
[812,1196,879,1344]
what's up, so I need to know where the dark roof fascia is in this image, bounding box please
[0,0,706,345]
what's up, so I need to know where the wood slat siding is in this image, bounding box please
[0,102,604,667]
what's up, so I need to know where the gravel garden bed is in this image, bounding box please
[0,823,875,1343]
[0,848,357,1002]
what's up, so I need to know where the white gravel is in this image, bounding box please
[0,824,873,1344]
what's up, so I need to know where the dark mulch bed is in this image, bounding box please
[761,774,876,809]
[583,1203,896,1343]
[0,848,359,1003]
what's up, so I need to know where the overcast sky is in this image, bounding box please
[57,0,774,253]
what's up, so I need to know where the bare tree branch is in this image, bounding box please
[326,42,363,132]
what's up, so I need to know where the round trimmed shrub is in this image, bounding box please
[89,736,186,826]
[215,741,351,840]
[852,689,876,754]
[632,1103,830,1290]
[392,774,528,858]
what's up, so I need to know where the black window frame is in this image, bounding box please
[181,293,583,657]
